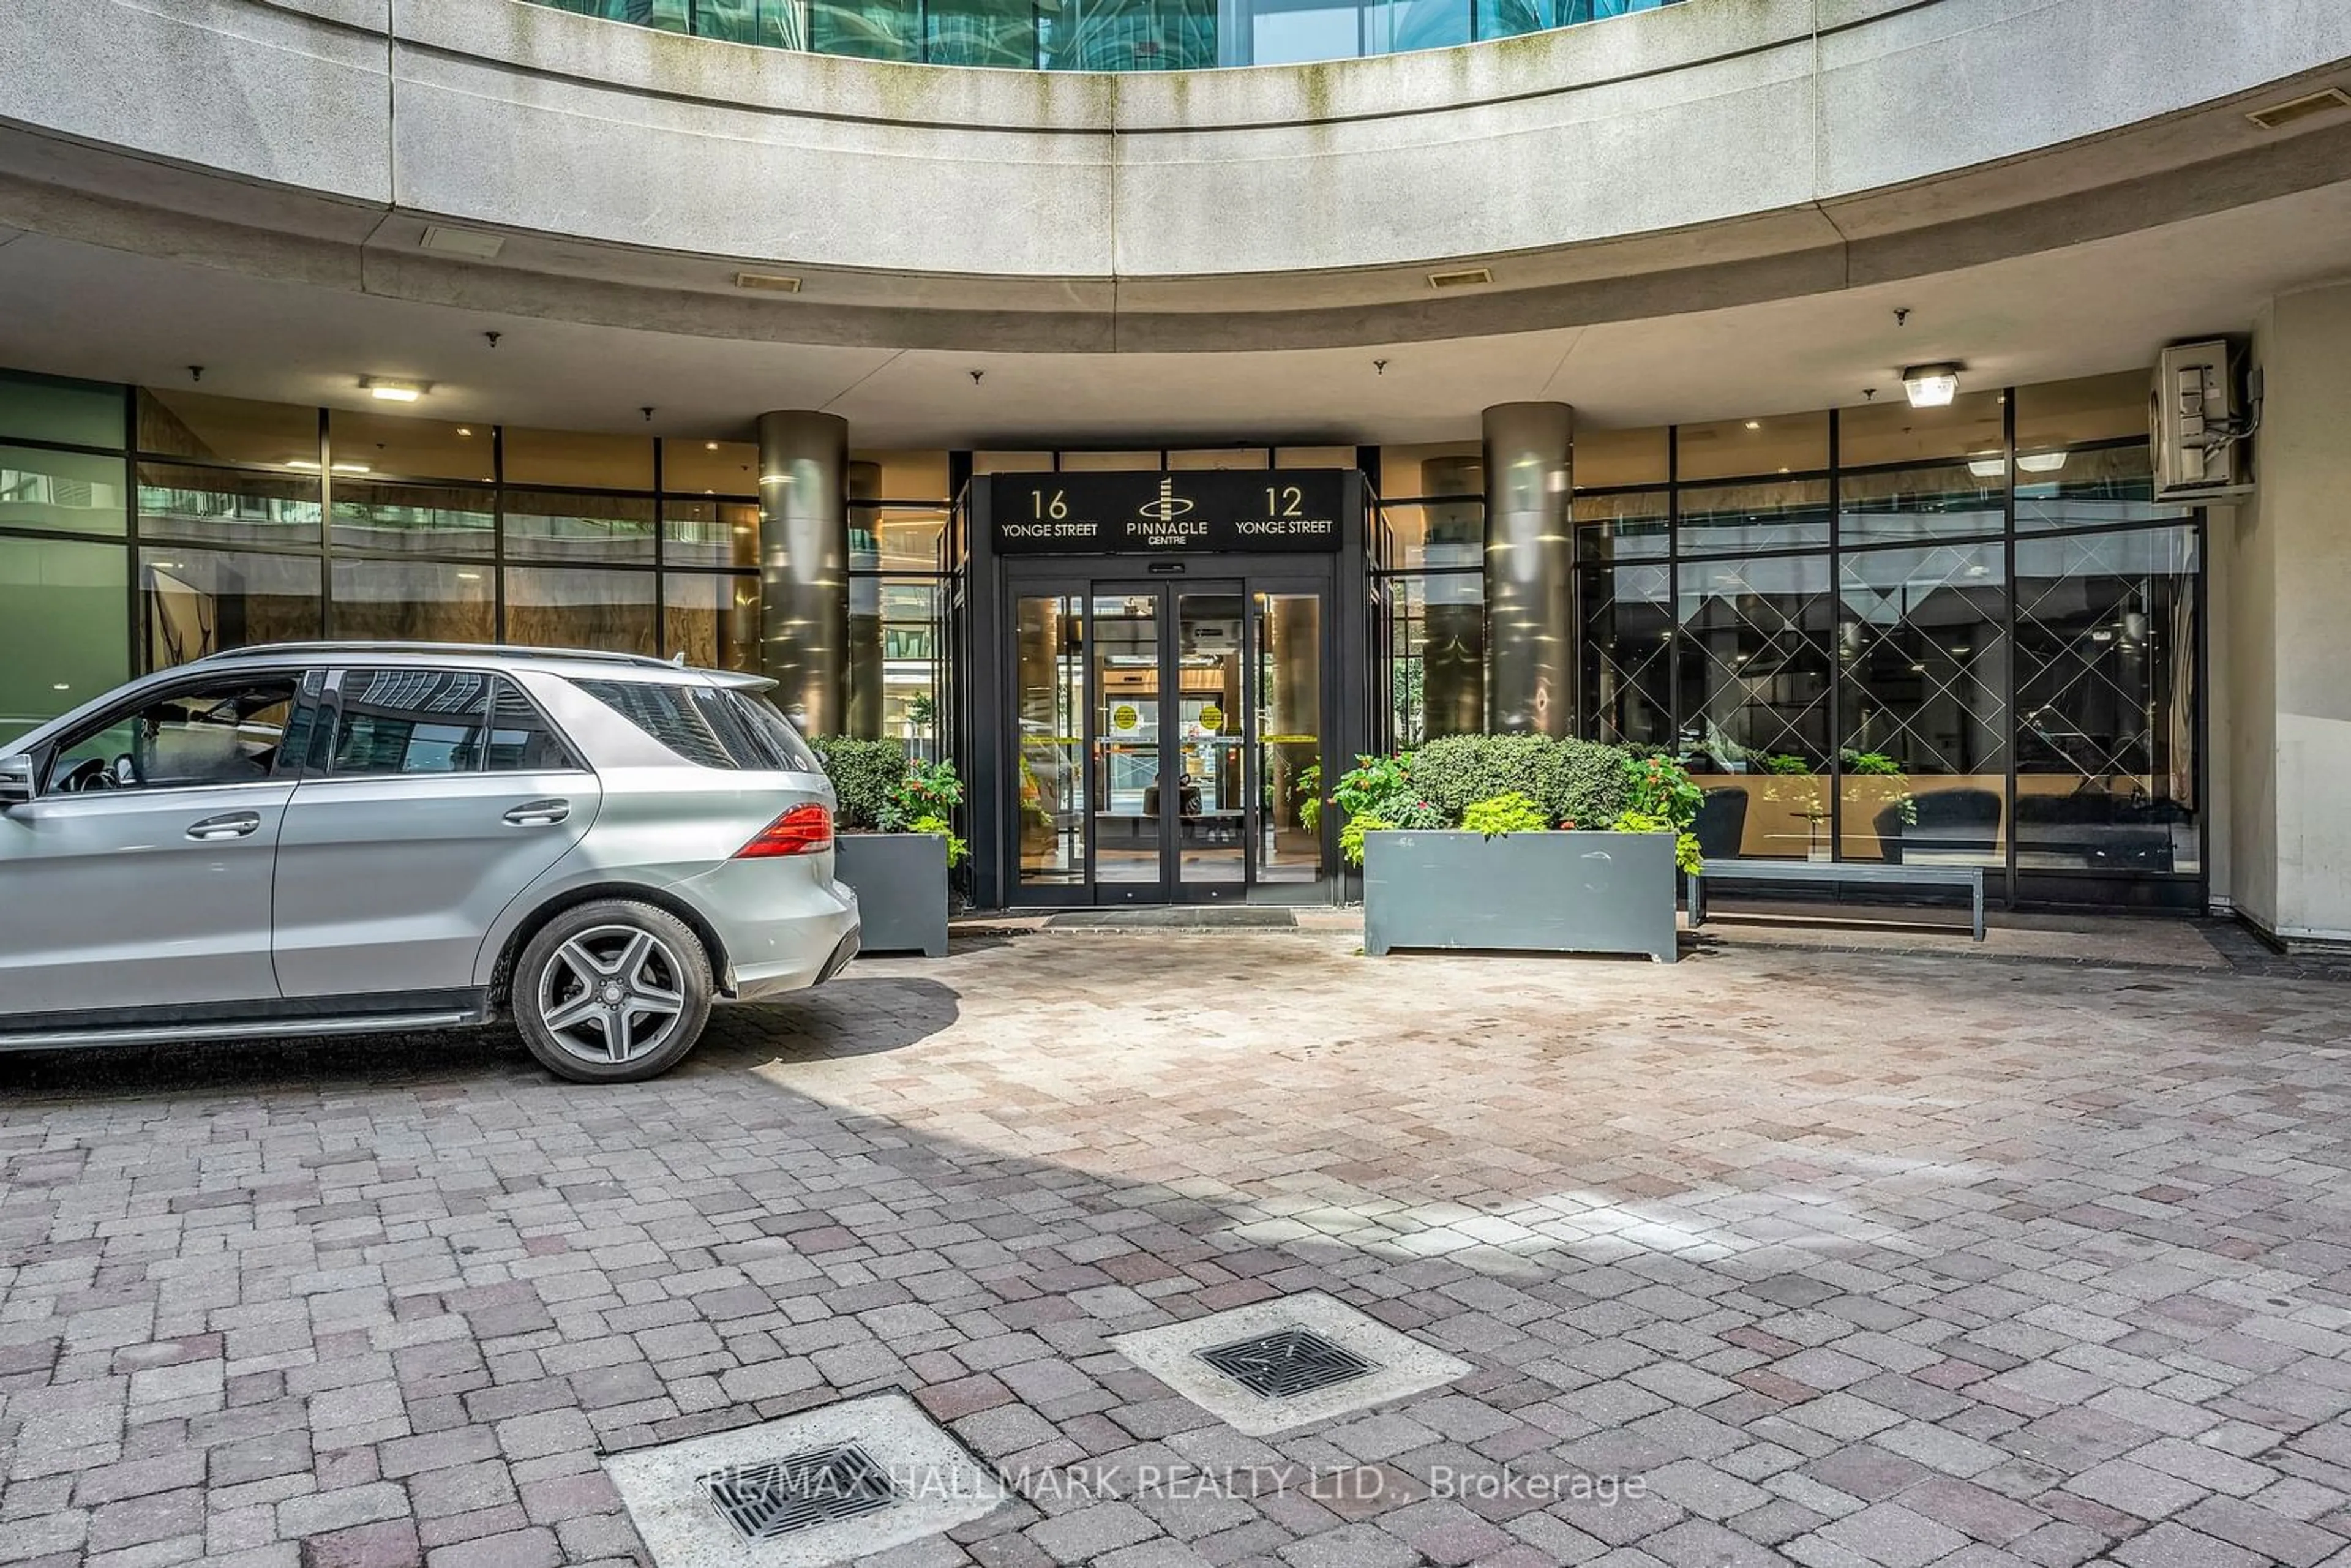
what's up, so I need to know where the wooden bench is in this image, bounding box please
[1686,860,1986,942]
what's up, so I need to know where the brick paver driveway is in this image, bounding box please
[3,931,2349,1567]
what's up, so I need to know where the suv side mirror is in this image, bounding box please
[0,754,34,806]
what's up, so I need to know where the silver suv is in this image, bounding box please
[0,643,860,1082]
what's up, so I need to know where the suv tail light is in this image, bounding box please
[736,802,833,858]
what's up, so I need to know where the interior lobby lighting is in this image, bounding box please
[1901,363,1962,407]
[364,377,425,402]
[1967,456,2006,479]
[2015,451,2068,473]
[1744,420,1761,430]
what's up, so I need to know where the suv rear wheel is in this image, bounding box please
[513,900,713,1082]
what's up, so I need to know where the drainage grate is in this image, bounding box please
[699,1444,897,1542]
[1197,1327,1376,1400]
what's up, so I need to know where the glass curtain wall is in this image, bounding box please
[1567,376,2202,902]
[0,372,778,745]
[523,0,1681,68]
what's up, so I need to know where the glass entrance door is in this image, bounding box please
[1010,578,1330,904]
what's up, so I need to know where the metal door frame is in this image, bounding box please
[994,560,1339,906]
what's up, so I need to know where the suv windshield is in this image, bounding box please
[574,678,820,773]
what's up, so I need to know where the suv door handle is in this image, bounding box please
[186,812,261,841]
[503,799,571,827]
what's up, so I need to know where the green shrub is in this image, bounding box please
[883,757,964,832]
[1332,753,1412,820]
[1340,812,1389,867]
[808,737,906,830]
[1623,752,1702,833]
[1549,738,1635,827]
[1406,735,1556,819]
[1614,808,1704,875]
[1461,792,1550,836]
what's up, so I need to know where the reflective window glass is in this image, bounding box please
[1676,554,1834,860]
[2015,525,2200,874]
[1573,490,1668,562]
[0,445,127,536]
[331,669,491,775]
[1838,463,2005,546]
[328,558,494,643]
[2014,445,2189,533]
[500,429,654,490]
[0,535,128,747]
[662,438,759,496]
[1379,441,1480,502]
[50,676,297,793]
[328,410,495,483]
[137,462,323,548]
[1014,595,1084,885]
[137,390,317,467]
[503,566,659,655]
[663,499,760,568]
[812,0,921,58]
[2016,370,2150,454]
[1837,544,2009,866]
[1577,426,1669,489]
[0,371,123,449]
[1676,413,1828,481]
[1839,391,2006,468]
[1578,558,1672,752]
[486,679,579,771]
[663,572,761,673]
[503,490,657,563]
[143,547,324,667]
[1676,478,1830,556]
[1385,571,1484,747]
[331,481,497,557]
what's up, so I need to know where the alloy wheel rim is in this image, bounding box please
[536,923,688,1065]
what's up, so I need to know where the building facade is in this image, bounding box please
[1,0,2346,941]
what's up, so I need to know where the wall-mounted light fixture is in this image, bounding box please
[1900,363,1962,408]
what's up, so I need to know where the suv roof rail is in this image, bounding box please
[193,642,684,670]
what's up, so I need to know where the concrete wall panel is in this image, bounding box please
[0,0,391,203]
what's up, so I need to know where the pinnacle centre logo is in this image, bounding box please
[1137,476,1197,522]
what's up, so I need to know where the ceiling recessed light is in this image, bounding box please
[330,462,371,475]
[457,426,474,437]
[362,377,426,402]
[1427,267,1494,290]
[285,459,321,471]
[1900,362,1962,408]
[733,271,803,293]
[2246,87,2351,130]
[705,441,719,451]
[456,571,482,580]
[1967,456,2006,479]
[1744,420,1761,430]
[51,682,70,691]
[2015,451,2068,474]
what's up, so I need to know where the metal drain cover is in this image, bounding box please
[701,1444,895,1542]
[1112,1291,1472,1436]
[1199,1327,1375,1399]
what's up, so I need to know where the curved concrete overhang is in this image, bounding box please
[0,0,2348,353]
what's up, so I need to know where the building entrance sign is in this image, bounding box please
[990,471,1346,554]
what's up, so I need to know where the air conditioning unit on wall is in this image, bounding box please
[2151,340,2260,503]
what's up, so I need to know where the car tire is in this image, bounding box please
[512,899,714,1084]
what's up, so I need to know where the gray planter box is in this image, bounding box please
[833,833,950,957]
[1362,829,1678,962]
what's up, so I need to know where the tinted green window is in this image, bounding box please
[0,444,128,536]
[0,535,129,746]
[0,371,124,450]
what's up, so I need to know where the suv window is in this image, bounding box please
[330,669,489,776]
[484,679,578,772]
[47,676,301,793]
[574,678,820,772]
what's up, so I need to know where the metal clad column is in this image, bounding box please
[1482,402,1574,737]
[756,411,850,735]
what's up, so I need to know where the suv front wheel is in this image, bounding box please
[513,900,714,1082]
